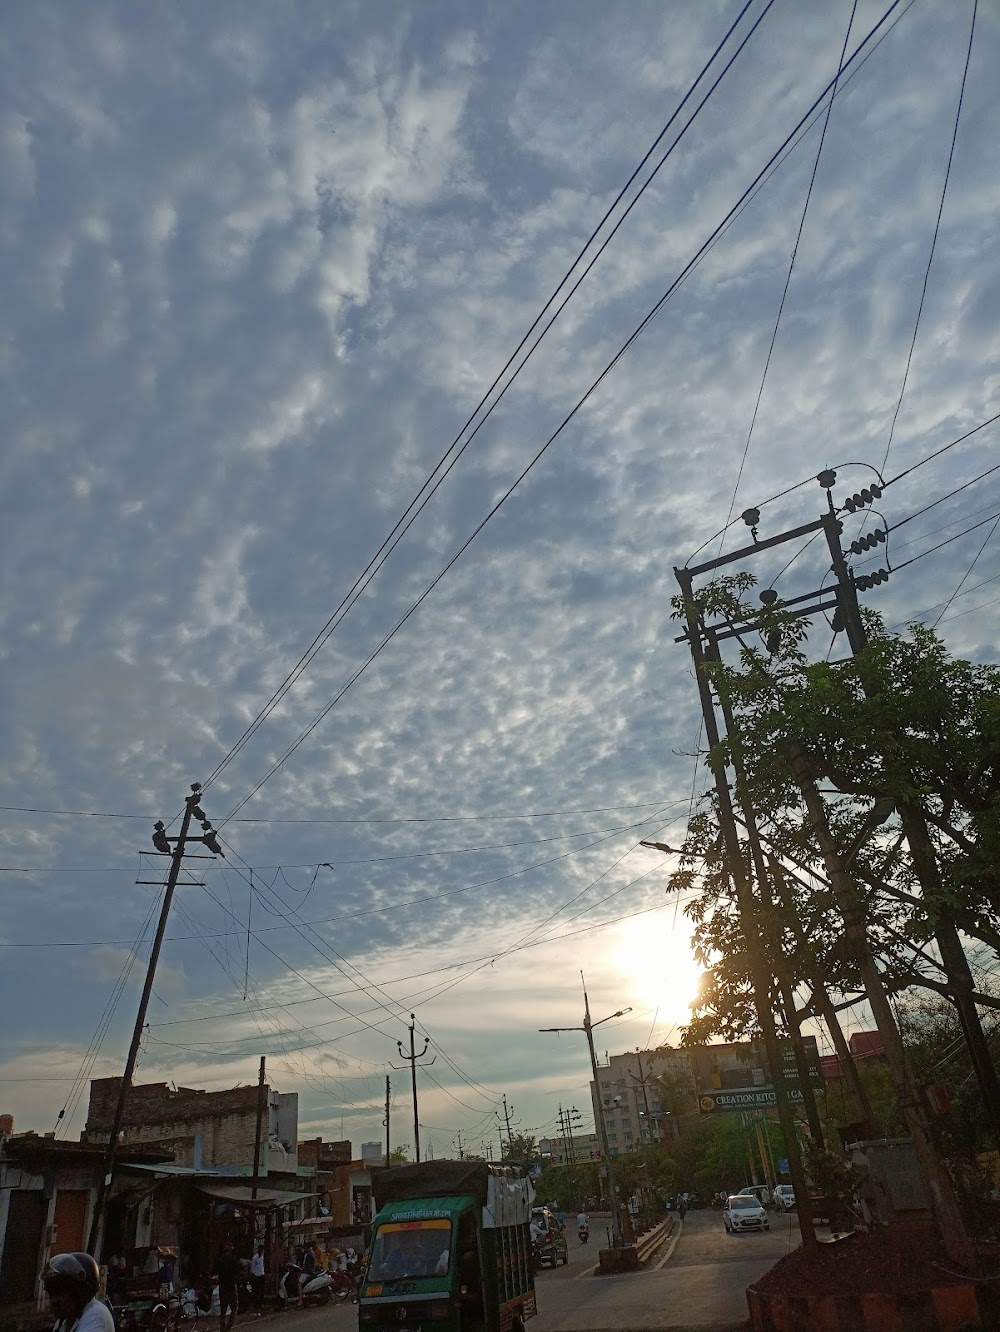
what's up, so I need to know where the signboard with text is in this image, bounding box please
[699,1087,805,1113]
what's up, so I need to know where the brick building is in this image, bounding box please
[85,1078,299,1172]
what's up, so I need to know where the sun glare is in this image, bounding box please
[611,914,703,1032]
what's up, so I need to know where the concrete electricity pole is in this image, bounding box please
[384,1076,391,1167]
[392,1014,434,1163]
[87,783,225,1257]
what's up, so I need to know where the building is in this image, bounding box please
[360,1141,384,1165]
[82,1078,311,1278]
[0,1128,170,1312]
[589,1047,697,1155]
[85,1077,299,1172]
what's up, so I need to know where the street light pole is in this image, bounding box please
[541,980,630,1247]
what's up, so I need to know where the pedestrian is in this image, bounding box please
[216,1242,239,1332]
[250,1245,265,1316]
[678,1198,687,1220]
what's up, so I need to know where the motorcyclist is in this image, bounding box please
[43,1253,114,1332]
[576,1210,589,1231]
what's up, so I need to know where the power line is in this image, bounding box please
[879,0,978,473]
[199,0,768,797]
[930,515,1000,629]
[890,460,1000,532]
[892,508,1000,574]
[0,798,676,823]
[721,0,857,548]
[219,0,909,826]
[882,412,1000,490]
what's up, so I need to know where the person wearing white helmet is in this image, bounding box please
[43,1253,114,1332]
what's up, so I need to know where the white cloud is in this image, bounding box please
[0,0,997,1155]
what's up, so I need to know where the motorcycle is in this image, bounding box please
[578,1225,589,1244]
[277,1262,337,1307]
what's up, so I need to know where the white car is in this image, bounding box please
[772,1185,795,1211]
[723,1194,770,1234]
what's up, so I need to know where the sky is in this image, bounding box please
[1,0,998,1161]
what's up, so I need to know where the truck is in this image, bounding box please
[359,1160,537,1332]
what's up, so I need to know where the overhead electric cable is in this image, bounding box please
[0,799,669,823]
[721,0,857,548]
[891,509,1000,574]
[882,412,1000,489]
[930,515,1000,629]
[889,460,1000,531]
[220,0,907,826]
[880,0,978,473]
[200,0,767,796]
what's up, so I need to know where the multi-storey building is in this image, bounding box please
[589,1047,698,1155]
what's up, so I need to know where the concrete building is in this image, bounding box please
[82,1079,310,1279]
[589,1047,697,1156]
[85,1077,299,1173]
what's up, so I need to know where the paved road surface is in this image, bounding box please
[531,1208,799,1331]
[281,1209,802,1332]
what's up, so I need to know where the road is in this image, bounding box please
[531,1209,798,1331]
[277,1209,800,1332]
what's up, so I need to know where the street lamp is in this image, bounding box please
[540,982,631,1247]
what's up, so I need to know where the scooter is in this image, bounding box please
[578,1225,589,1245]
[278,1262,336,1307]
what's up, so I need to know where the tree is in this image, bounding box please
[388,1145,410,1163]
[502,1133,540,1167]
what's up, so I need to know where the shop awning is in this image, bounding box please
[197,1183,312,1207]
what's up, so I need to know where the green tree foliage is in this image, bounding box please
[502,1132,540,1167]
[667,577,1000,1048]
[388,1145,410,1163]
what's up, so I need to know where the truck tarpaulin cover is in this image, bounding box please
[374,1161,533,1229]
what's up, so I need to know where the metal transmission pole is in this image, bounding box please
[392,1014,434,1163]
[541,982,630,1247]
[384,1076,391,1167]
[87,783,225,1257]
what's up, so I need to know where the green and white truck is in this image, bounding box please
[359,1160,537,1332]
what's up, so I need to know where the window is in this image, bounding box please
[624,1131,633,1142]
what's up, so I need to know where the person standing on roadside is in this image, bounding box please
[250,1245,266,1316]
[216,1242,239,1332]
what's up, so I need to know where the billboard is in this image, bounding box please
[698,1086,806,1113]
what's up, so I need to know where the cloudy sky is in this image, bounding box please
[1,0,998,1159]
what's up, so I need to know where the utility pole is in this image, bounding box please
[455,1130,465,1160]
[87,783,224,1257]
[541,980,630,1247]
[675,564,817,1247]
[384,1076,391,1167]
[251,1056,267,1203]
[501,1095,514,1153]
[392,1014,433,1164]
[632,1050,654,1145]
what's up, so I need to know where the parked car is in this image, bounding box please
[723,1194,770,1235]
[530,1207,569,1268]
[772,1185,795,1211]
[738,1184,770,1208]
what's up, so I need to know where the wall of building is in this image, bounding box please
[589,1048,696,1155]
[85,1080,298,1172]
